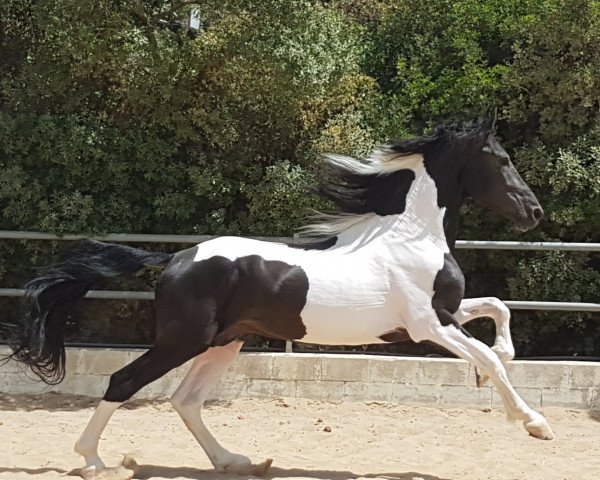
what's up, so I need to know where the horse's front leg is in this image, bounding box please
[408,311,553,440]
[454,297,515,386]
[455,297,515,362]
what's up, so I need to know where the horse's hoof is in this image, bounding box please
[121,455,138,471]
[474,367,489,387]
[524,417,554,440]
[80,464,135,480]
[252,458,273,477]
[216,453,273,476]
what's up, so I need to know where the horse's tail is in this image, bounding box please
[3,240,174,385]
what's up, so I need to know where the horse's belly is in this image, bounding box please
[298,303,401,345]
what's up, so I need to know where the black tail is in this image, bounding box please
[4,240,174,384]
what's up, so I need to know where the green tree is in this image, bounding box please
[0,0,598,353]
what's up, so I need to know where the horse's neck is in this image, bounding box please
[335,162,449,252]
[442,205,460,253]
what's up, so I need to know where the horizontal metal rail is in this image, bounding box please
[0,288,155,300]
[503,301,600,312]
[454,240,600,252]
[1,230,599,251]
[1,288,599,312]
[0,230,292,244]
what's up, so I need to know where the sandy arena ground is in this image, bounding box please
[0,393,599,480]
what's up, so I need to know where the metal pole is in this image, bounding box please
[0,230,291,244]
[2,231,600,251]
[2,288,599,312]
[455,240,600,252]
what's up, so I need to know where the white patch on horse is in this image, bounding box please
[193,155,449,346]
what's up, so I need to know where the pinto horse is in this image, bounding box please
[6,124,553,478]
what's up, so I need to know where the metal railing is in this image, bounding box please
[1,230,599,312]
[2,230,600,251]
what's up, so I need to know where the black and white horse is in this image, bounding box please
[6,124,552,478]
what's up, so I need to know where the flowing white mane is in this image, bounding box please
[298,212,376,237]
[325,148,422,175]
[299,150,423,238]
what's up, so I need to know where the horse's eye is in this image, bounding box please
[498,156,509,167]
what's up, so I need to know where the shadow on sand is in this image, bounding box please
[133,464,453,480]
[0,393,232,412]
[0,467,69,475]
[0,464,453,480]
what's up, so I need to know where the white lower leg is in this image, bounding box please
[171,342,270,474]
[488,368,553,438]
[429,325,553,440]
[178,406,254,472]
[455,297,515,362]
[74,400,122,470]
[455,297,515,386]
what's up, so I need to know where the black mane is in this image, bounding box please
[389,122,490,156]
[315,123,490,216]
[314,164,416,216]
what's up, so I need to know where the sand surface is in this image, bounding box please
[1,393,599,480]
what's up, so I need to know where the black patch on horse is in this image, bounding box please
[287,236,338,250]
[158,252,310,347]
[389,122,489,159]
[393,124,489,251]
[378,327,411,343]
[431,253,471,337]
[214,255,310,345]
[313,123,491,248]
[99,251,312,403]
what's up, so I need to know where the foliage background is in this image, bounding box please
[0,0,598,355]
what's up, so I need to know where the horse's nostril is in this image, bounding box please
[533,207,544,221]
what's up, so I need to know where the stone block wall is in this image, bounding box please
[1,347,598,410]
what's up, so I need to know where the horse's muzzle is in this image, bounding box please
[514,205,544,232]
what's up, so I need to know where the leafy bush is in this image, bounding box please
[0,0,598,354]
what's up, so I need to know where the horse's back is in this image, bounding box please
[194,236,306,263]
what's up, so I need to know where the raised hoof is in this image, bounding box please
[252,458,273,477]
[474,368,490,387]
[524,418,554,440]
[121,455,138,472]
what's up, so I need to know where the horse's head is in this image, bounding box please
[460,131,543,231]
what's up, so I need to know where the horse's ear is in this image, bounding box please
[478,108,497,134]
[490,107,498,131]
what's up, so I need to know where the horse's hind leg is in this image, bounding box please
[74,341,205,478]
[170,341,273,476]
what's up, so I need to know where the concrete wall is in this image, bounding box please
[1,347,599,410]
